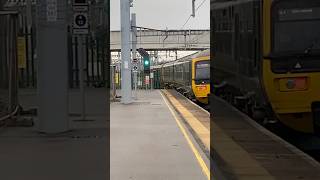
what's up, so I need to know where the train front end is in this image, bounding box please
[192,56,210,104]
[263,0,320,133]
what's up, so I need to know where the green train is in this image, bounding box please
[152,50,210,104]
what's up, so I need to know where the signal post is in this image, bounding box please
[138,48,150,89]
[131,13,138,98]
[143,56,150,89]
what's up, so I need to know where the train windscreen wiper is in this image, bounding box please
[194,78,210,81]
[303,39,319,56]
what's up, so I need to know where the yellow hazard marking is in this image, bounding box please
[162,90,274,179]
[17,37,27,69]
[115,73,119,84]
[160,92,210,180]
[163,90,210,150]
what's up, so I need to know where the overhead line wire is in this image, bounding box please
[180,0,208,30]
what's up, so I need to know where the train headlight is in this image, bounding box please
[197,85,207,91]
[279,77,307,91]
[286,79,296,89]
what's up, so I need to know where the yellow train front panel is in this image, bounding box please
[192,56,210,104]
[262,0,320,133]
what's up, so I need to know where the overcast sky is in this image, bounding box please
[110,0,210,31]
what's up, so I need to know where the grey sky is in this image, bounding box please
[110,0,210,31]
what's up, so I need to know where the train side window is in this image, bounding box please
[223,9,227,17]
[253,3,260,69]
[254,39,258,68]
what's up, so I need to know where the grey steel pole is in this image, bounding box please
[26,0,32,87]
[37,0,69,133]
[150,53,153,90]
[192,0,196,17]
[26,0,32,27]
[111,65,116,100]
[120,0,132,104]
[26,0,32,30]
[79,35,86,120]
[131,13,137,99]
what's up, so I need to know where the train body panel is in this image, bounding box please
[263,60,320,132]
[212,0,268,113]
[212,0,320,133]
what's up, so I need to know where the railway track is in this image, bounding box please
[216,92,320,163]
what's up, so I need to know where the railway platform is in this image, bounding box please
[211,95,320,180]
[164,89,320,180]
[3,87,318,179]
[0,88,108,180]
[110,90,212,180]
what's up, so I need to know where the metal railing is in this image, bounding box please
[4,1,109,89]
[69,33,108,88]
[0,11,19,121]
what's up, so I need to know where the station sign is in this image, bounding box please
[132,58,139,72]
[73,12,89,34]
[72,1,89,35]
[47,0,57,22]
[132,65,138,72]
[74,0,88,6]
[73,5,88,11]
[132,58,138,64]
[145,76,150,85]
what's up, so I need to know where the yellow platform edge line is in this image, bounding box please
[160,91,211,180]
[161,90,274,179]
[163,90,210,149]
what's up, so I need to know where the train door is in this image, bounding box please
[234,13,242,90]
[0,11,19,119]
[189,61,192,87]
[210,11,215,97]
[253,2,261,76]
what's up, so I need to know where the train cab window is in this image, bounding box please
[272,1,320,54]
[195,61,210,84]
[223,9,227,17]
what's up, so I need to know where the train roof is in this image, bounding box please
[151,49,210,69]
[211,0,257,9]
[168,49,210,64]
[194,49,210,58]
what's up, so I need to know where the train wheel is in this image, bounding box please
[226,91,233,104]
[252,107,266,122]
[244,103,254,118]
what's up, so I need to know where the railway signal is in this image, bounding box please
[143,56,150,73]
[137,48,150,73]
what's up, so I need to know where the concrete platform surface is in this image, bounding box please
[110,90,208,180]
[0,88,109,180]
[211,95,320,180]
